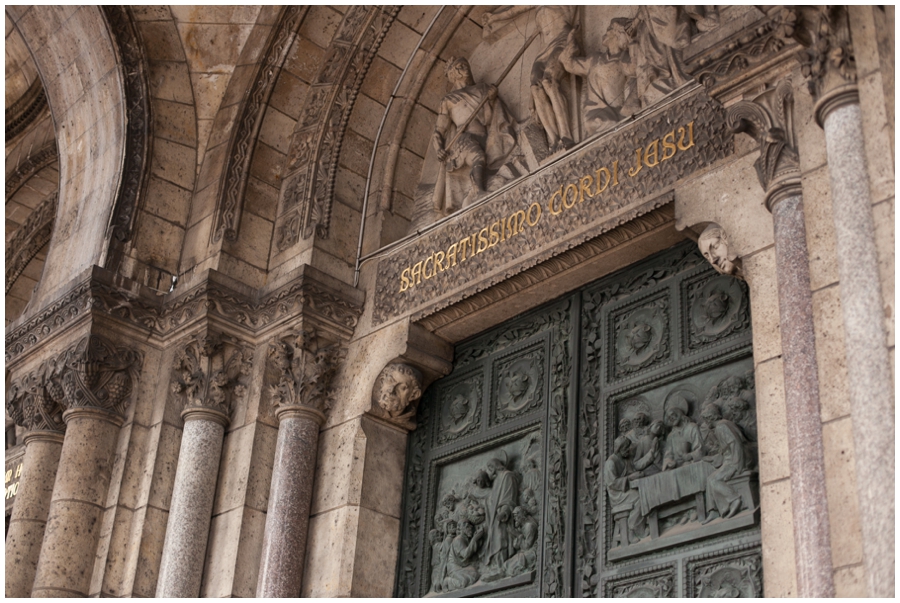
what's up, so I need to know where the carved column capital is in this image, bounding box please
[726,80,801,211]
[267,328,345,423]
[370,363,425,431]
[59,334,142,420]
[171,332,252,424]
[790,6,858,125]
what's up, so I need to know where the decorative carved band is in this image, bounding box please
[102,6,151,244]
[685,8,800,96]
[6,77,48,142]
[6,142,57,200]
[416,205,675,332]
[171,333,251,421]
[212,6,308,243]
[276,6,399,247]
[6,192,57,294]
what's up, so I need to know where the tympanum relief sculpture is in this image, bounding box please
[429,433,543,595]
[411,6,721,232]
[604,371,757,558]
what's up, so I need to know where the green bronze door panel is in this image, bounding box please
[396,297,576,598]
[396,241,761,598]
[577,243,760,597]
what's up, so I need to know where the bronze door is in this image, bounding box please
[396,241,761,597]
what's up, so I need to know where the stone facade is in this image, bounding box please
[4,5,893,598]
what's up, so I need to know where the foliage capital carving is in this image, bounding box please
[171,332,251,421]
[267,328,345,419]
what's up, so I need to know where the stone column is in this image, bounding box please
[257,406,325,597]
[5,367,68,598]
[728,82,835,597]
[156,333,251,598]
[156,408,229,597]
[256,330,343,597]
[5,430,64,597]
[30,335,141,598]
[806,8,894,595]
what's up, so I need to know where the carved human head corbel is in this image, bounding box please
[698,223,743,279]
[371,363,424,430]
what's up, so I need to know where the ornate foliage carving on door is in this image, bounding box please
[396,241,761,598]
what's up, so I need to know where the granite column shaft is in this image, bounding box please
[5,430,65,597]
[820,98,894,597]
[31,409,125,597]
[256,406,325,597]
[156,408,229,598]
[770,192,835,597]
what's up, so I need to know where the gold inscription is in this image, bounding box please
[398,120,696,293]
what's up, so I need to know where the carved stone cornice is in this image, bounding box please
[726,80,800,211]
[59,334,142,419]
[6,77,48,143]
[276,6,399,248]
[6,266,364,363]
[212,6,308,243]
[685,8,801,97]
[267,328,345,421]
[101,6,151,245]
[6,141,57,200]
[160,267,365,341]
[171,332,252,423]
[6,192,58,294]
[415,204,676,332]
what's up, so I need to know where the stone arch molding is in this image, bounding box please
[8,6,128,309]
[6,192,57,295]
[274,6,400,249]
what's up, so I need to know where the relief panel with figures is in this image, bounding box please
[397,241,761,598]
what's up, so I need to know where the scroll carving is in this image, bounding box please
[102,6,151,244]
[726,80,800,208]
[60,335,142,418]
[688,549,762,598]
[277,6,398,247]
[370,363,423,430]
[213,6,307,243]
[268,328,344,416]
[171,333,251,419]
